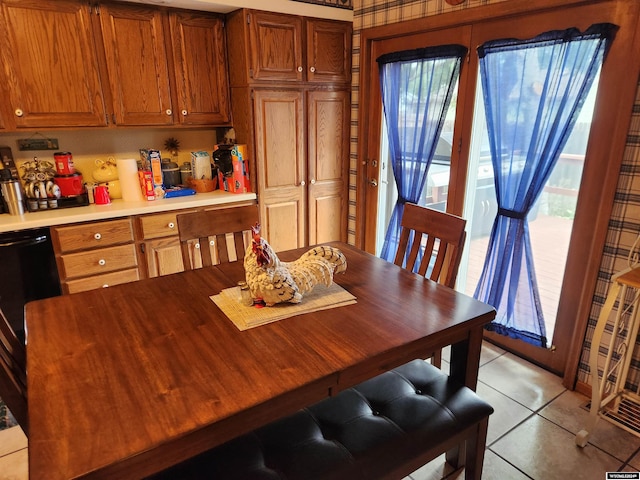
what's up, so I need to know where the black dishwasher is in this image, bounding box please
[0,227,61,343]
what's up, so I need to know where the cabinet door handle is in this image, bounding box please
[14,109,23,117]
[195,242,200,249]
[310,179,316,185]
[309,66,316,73]
[102,284,109,288]
[98,259,106,266]
[297,66,303,72]
[94,233,102,240]
[168,222,175,229]
[166,109,172,116]
[181,110,187,116]
[300,180,306,186]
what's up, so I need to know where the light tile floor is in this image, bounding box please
[1,341,639,480]
[407,342,640,480]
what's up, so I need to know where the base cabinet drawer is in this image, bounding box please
[65,268,140,294]
[53,219,134,253]
[138,211,191,239]
[60,244,138,279]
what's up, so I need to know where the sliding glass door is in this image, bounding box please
[359,1,638,377]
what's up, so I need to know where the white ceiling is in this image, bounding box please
[117,0,353,21]
[118,0,237,13]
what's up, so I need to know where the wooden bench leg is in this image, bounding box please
[445,416,489,480]
[464,416,489,480]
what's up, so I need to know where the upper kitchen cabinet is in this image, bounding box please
[306,19,352,84]
[97,3,231,127]
[97,2,173,126]
[0,0,107,128]
[226,9,352,85]
[168,11,231,125]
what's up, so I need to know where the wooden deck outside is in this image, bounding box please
[462,213,574,340]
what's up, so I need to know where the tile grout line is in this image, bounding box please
[486,446,536,480]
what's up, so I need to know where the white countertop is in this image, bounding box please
[0,191,257,233]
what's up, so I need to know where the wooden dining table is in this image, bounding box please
[25,242,496,480]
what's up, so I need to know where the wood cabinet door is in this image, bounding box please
[169,11,231,125]
[249,11,304,82]
[307,90,350,244]
[306,19,352,84]
[99,3,173,126]
[0,0,106,128]
[253,89,306,251]
[143,237,185,277]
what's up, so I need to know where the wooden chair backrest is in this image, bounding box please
[394,203,467,289]
[177,204,259,270]
[0,307,27,434]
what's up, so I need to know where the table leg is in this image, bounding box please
[449,325,483,390]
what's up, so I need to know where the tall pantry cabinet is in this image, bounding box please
[225,9,352,252]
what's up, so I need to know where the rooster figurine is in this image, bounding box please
[244,223,347,306]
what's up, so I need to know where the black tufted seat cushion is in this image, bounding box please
[149,359,493,480]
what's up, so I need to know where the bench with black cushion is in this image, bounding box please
[149,359,493,480]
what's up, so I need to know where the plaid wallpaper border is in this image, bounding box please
[291,0,353,9]
[348,0,640,388]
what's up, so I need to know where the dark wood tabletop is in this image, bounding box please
[25,242,495,480]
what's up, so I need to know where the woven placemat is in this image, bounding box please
[210,283,357,331]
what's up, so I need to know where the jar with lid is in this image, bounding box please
[161,159,181,188]
[180,162,192,186]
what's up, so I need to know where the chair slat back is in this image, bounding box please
[0,307,27,434]
[394,203,467,289]
[177,205,259,270]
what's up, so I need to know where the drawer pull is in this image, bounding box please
[168,222,175,229]
[98,259,106,266]
[102,284,109,288]
[209,240,215,246]
[94,233,102,240]
[194,243,200,249]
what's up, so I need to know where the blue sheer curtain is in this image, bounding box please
[475,24,616,347]
[377,45,466,263]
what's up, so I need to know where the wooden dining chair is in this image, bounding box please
[394,203,467,367]
[176,204,259,270]
[0,306,28,435]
